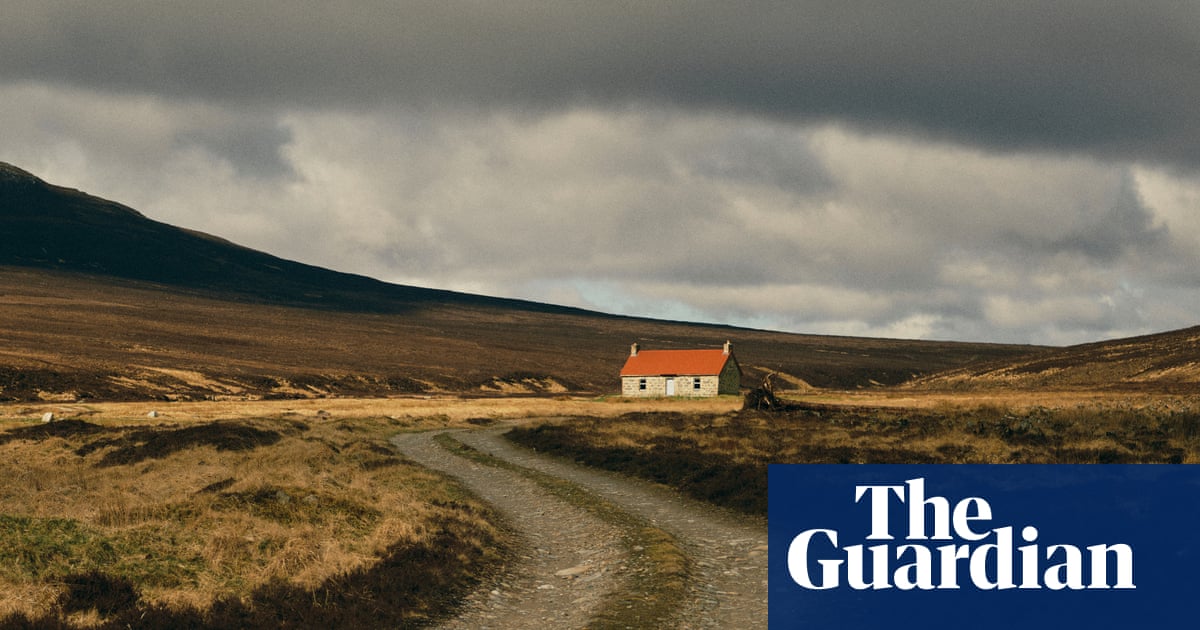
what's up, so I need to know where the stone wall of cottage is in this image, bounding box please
[695,375,722,397]
[622,374,728,397]
[622,376,665,397]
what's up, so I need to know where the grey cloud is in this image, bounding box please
[0,82,294,187]
[1050,174,1167,261]
[3,2,1199,168]
[313,110,1176,345]
[5,59,1200,346]
[688,129,833,196]
[174,117,293,179]
[991,171,1169,263]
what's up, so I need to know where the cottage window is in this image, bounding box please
[693,377,702,390]
[639,378,647,390]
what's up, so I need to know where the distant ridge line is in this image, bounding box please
[0,161,44,186]
[0,162,604,317]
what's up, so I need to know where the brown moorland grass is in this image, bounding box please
[0,394,741,427]
[506,393,1200,517]
[0,264,1042,404]
[0,413,510,629]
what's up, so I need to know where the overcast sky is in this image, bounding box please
[3,1,1199,345]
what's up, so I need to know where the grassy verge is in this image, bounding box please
[506,402,1200,518]
[433,432,689,630]
[0,415,509,628]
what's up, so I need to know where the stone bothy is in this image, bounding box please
[619,341,742,397]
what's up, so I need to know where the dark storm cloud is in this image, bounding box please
[1049,174,1167,261]
[688,129,833,196]
[997,171,1168,262]
[3,2,1198,168]
[174,117,294,179]
[5,2,1200,346]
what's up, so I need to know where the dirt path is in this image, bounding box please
[393,425,768,628]
[390,430,627,628]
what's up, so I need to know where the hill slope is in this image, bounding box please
[0,162,578,314]
[912,326,1200,391]
[1,162,1041,401]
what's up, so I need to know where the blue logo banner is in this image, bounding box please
[768,465,1200,629]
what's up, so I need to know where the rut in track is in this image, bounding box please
[390,430,626,628]
[392,425,767,628]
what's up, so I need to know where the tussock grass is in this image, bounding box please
[508,399,1200,517]
[0,415,509,628]
[0,394,741,429]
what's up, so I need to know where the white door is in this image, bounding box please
[665,378,676,396]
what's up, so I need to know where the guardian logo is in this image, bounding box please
[768,466,1200,629]
[787,478,1134,591]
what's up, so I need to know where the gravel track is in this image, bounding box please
[392,424,768,628]
[391,430,627,629]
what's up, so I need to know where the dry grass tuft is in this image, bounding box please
[508,396,1200,517]
[0,414,509,628]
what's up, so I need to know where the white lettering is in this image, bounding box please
[968,526,1015,589]
[1018,526,1040,588]
[937,543,970,589]
[855,484,905,540]
[787,529,841,589]
[952,496,992,541]
[906,478,952,540]
[846,544,893,590]
[894,544,934,590]
[787,479,1136,592]
[1044,545,1084,590]
[1086,544,1135,589]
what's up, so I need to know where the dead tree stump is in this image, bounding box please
[743,373,783,411]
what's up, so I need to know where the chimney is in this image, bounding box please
[723,340,731,355]
[630,342,639,357]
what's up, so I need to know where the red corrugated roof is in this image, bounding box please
[620,349,734,377]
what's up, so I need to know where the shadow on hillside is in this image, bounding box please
[0,421,287,468]
[75,423,287,467]
[0,419,114,445]
[0,512,498,629]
